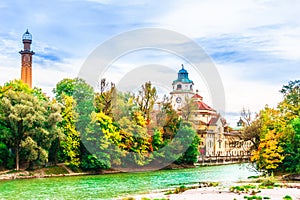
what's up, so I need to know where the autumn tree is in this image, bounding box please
[118,116,151,166]
[135,81,157,123]
[250,80,299,173]
[94,78,116,116]
[251,130,284,174]
[156,95,181,140]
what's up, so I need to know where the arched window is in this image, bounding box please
[177,84,182,90]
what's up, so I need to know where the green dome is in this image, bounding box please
[173,64,193,84]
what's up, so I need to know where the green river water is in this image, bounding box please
[0,163,259,200]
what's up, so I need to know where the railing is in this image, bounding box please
[197,155,250,166]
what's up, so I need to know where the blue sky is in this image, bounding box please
[0,0,299,126]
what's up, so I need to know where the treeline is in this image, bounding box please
[0,78,200,171]
[242,80,300,174]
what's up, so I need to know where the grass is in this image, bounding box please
[44,166,69,175]
[230,184,257,193]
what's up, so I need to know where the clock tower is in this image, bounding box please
[170,64,194,110]
[19,29,35,88]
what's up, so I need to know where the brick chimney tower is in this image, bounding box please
[20,29,35,88]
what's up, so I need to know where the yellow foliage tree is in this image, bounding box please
[251,130,284,173]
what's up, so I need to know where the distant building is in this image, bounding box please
[19,29,34,88]
[170,65,252,161]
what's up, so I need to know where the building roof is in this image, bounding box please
[192,93,203,99]
[209,116,219,125]
[195,101,215,111]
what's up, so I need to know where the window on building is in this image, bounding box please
[219,141,221,149]
[177,84,182,90]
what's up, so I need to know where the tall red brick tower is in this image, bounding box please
[19,29,35,88]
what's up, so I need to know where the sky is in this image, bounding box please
[0,0,299,126]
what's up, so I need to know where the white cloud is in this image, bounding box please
[158,0,300,61]
[217,63,283,125]
[0,0,299,126]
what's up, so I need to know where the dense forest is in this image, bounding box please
[0,78,200,171]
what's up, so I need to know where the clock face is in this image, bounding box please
[176,97,182,103]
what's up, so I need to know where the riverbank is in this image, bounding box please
[126,185,300,200]
[120,180,300,200]
[0,164,121,181]
[0,163,197,181]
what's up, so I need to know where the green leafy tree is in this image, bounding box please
[280,117,300,172]
[0,81,61,170]
[174,123,200,165]
[58,95,80,167]
[81,112,122,169]
[279,80,299,118]
[53,78,94,135]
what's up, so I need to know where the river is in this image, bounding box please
[0,163,259,199]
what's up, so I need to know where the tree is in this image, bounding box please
[82,112,122,169]
[251,130,284,174]
[58,95,80,167]
[279,80,299,118]
[94,78,116,116]
[241,115,262,150]
[241,107,252,126]
[0,81,61,170]
[118,116,151,166]
[156,95,181,140]
[174,123,200,165]
[135,81,157,123]
[180,97,197,123]
[53,78,94,135]
[279,117,300,173]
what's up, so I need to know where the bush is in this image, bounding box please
[283,195,293,200]
[174,185,187,194]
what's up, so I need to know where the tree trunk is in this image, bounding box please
[16,146,19,171]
